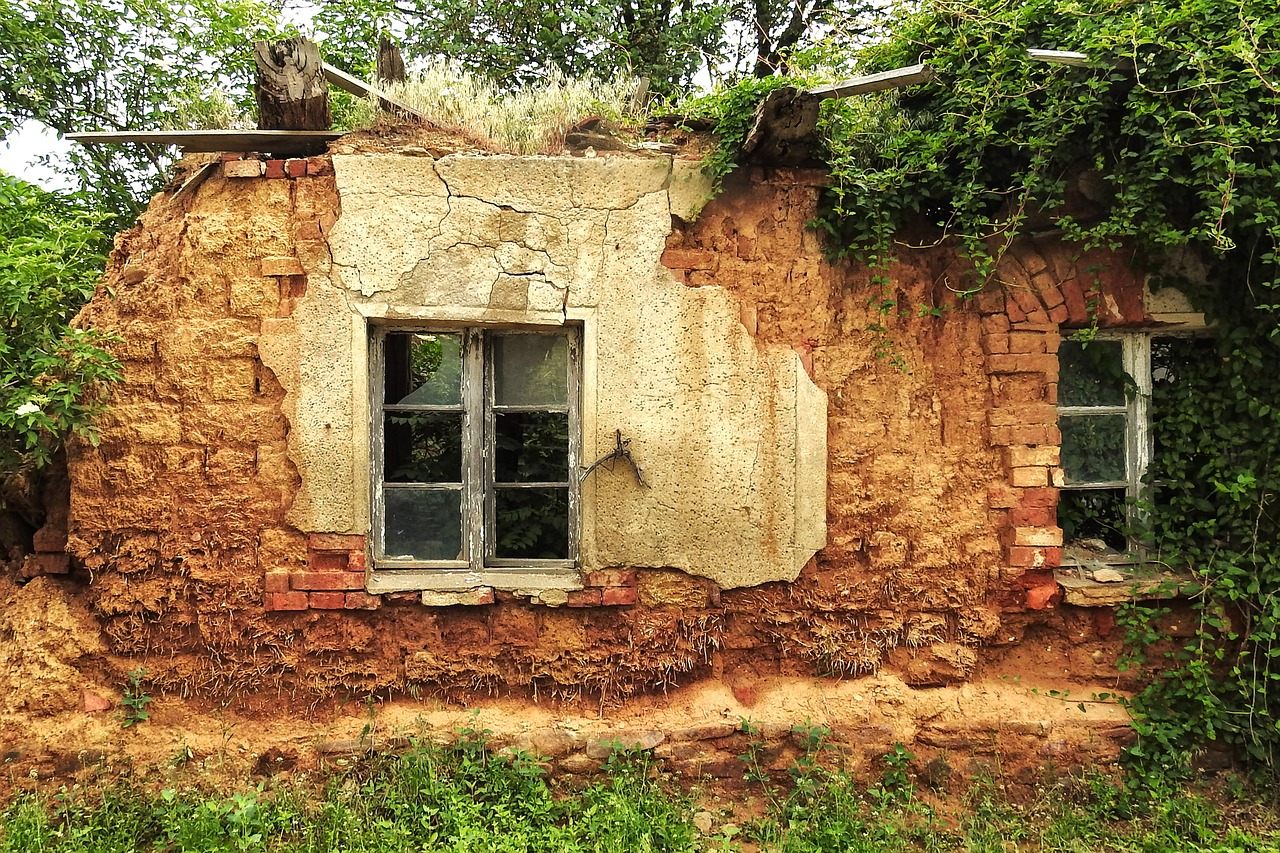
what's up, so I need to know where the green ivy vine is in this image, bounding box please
[694,0,1280,776]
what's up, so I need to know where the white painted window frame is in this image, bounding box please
[1057,332,1152,564]
[368,324,582,591]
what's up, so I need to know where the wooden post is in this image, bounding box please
[377,38,406,86]
[255,37,331,131]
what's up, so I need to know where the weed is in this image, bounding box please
[117,667,152,728]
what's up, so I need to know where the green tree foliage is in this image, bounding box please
[0,0,290,226]
[312,0,874,97]
[0,174,120,474]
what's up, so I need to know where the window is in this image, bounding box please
[1056,332,1206,562]
[372,326,580,572]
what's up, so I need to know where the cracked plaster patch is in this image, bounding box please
[279,152,826,590]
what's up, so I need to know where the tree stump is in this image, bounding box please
[255,37,331,131]
[377,38,406,86]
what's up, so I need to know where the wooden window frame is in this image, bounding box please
[370,324,581,575]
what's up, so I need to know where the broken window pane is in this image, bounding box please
[386,332,463,406]
[1058,340,1127,406]
[495,412,569,483]
[384,412,462,483]
[493,333,568,407]
[1061,414,1127,483]
[494,488,569,559]
[384,488,463,560]
[1059,488,1128,554]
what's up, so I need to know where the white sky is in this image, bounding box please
[0,120,75,190]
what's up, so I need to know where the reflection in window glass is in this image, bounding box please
[384,489,463,560]
[495,412,569,482]
[493,334,568,407]
[1058,340,1128,407]
[494,488,569,559]
[384,412,462,483]
[1060,414,1127,483]
[386,333,463,406]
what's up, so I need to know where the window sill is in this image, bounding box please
[367,566,583,596]
[1055,567,1198,607]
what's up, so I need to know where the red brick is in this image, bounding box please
[986,354,1059,375]
[1025,582,1059,610]
[310,533,366,551]
[1010,506,1056,528]
[601,587,637,606]
[584,569,637,588]
[306,156,332,176]
[1006,445,1060,468]
[1012,526,1063,547]
[1008,331,1050,353]
[982,332,1009,355]
[987,485,1022,509]
[990,425,1062,446]
[1005,292,1028,323]
[292,570,361,591]
[1010,466,1049,487]
[567,588,602,608]
[284,274,308,297]
[264,159,286,179]
[385,592,421,604]
[264,572,292,593]
[344,591,382,610]
[309,591,346,609]
[220,152,244,162]
[1021,488,1059,507]
[1059,278,1090,325]
[1008,545,1061,568]
[286,158,308,178]
[308,551,350,572]
[265,591,309,611]
[989,403,1058,427]
[347,551,367,572]
[1008,285,1049,322]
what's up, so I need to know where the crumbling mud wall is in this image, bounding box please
[668,166,1198,687]
[39,144,1181,701]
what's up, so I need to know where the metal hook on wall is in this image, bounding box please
[579,429,649,488]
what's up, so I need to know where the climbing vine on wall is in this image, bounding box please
[696,0,1280,774]
[806,0,1280,776]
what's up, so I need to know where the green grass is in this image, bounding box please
[2,733,1278,852]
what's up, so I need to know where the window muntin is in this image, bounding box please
[373,327,579,570]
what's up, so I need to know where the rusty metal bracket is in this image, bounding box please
[579,429,649,488]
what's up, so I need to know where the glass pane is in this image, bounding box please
[384,412,462,483]
[384,488,462,560]
[494,488,569,559]
[1061,414,1127,483]
[493,333,568,407]
[1059,488,1128,554]
[1058,340,1128,406]
[385,332,462,406]
[495,412,569,482]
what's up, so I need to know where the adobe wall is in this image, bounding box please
[29,148,1176,703]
